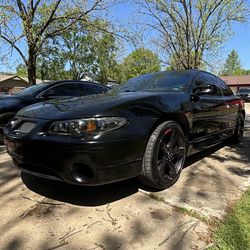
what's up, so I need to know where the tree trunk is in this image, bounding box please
[27,50,37,85]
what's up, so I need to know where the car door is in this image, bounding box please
[217,77,239,130]
[190,72,228,143]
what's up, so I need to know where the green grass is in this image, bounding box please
[210,188,250,250]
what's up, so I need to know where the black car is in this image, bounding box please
[4,70,245,189]
[236,87,250,102]
[0,80,109,143]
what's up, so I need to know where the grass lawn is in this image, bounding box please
[210,188,250,249]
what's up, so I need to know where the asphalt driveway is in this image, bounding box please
[0,104,250,250]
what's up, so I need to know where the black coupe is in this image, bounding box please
[0,80,109,143]
[4,70,245,189]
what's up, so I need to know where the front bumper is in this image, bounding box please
[4,116,155,185]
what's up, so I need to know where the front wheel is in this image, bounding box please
[139,121,187,190]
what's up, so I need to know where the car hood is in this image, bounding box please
[0,95,23,110]
[17,91,188,120]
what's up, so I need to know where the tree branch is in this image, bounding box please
[0,31,27,65]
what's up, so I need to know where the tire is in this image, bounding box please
[139,121,187,190]
[0,112,16,144]
[231,113,244,143]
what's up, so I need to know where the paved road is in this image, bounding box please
[0,104,249,249]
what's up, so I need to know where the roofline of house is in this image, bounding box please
[0,74,29,83]
[226,83,250,87]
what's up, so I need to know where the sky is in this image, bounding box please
[1,1,250,73]
[226,21,250,69]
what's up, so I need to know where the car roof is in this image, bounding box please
[47,80,106,87]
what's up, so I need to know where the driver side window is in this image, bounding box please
[194,72,222,96]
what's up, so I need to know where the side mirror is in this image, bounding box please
[193,84,216,95]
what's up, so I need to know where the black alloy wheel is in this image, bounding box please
[140,121,186,189]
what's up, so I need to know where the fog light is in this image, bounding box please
[71,163,94,183]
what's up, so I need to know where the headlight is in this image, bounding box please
[49,117,127,136]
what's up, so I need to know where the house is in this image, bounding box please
[221,75,250,94]
[0,74,48,95]
[0,75,29,94]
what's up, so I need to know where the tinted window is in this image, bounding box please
[80,84,106,95]
[238,88,250,93]
[217,78,233,96]
[115,71,191,93]
[17,84,47,96]
[194,72,222,96]
[44,83,80,97]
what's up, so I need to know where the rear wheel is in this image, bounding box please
[139,121,186,190]
[231,113,244,143]
[0,112,16,144]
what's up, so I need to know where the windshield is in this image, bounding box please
[114,71,191,93]
[238,88,250,93]
[17,83,48,96]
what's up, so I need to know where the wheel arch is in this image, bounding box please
[150,113,191,141]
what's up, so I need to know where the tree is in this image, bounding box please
[121,48,161,81]
[0,0,119,84]
[91,31,120,84]
[221,50,243,76]
[137,0,248,69]
[36,40,70,81]
[34,20,120,83]
[16,64,27,77]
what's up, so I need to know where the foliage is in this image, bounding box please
[16,64,27,77]
[210,188,250,249]
[121,48,161,82]
[33,20,120,83]
[241,69,250,75]
[92,31,120,84]
[221,50,243,76]
[137,0,248,69]
[0,0,119,84]
[35,39,71,80]
[168,51,205,70]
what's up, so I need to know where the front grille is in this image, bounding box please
[16,122,37,134]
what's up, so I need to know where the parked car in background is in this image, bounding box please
[0,80,109,143]
[4,70,245,190]
[236,87,250,102]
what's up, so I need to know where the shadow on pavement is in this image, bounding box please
[21,173,140,206]
[184,142,226,169]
